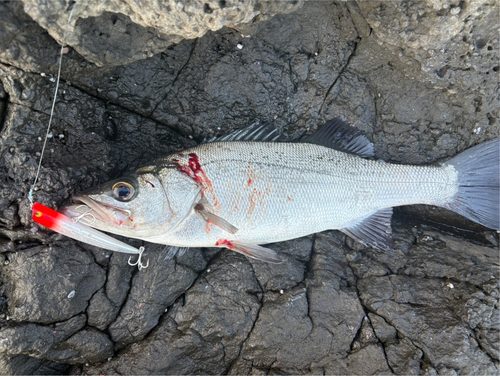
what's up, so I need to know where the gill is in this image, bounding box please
[27,1,148,270]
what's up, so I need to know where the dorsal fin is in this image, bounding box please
[212,121,287,142]
[302,118,374,158]
[341,208,393,252]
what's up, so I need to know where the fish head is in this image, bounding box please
[62,166,201,239]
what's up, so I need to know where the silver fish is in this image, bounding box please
[63,118,500,263]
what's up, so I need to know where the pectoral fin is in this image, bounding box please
[341,208,393,252]
[215,239,282,263]
[195,204,238,234]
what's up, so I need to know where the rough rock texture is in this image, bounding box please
[0,0,498,374]
[22,0,304,66]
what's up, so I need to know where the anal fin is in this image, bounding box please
[195,204,238,234]
[215,239,282,263]
[341,208,393,251]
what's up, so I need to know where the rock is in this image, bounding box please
[50,328,114,364]
[2,243,105,323]
[21,0,304,66]
[385,337,423,375]
[0,354,70,375]
[82,252,262,374]
[325,344,391,375]
[0,0,498,374]
[368,313,397,344]
[0,315,86,361]
[108,244,198,349]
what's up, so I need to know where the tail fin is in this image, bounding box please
[442,139,499,229]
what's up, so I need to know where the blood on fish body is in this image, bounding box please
[174,153,219,207]
[215,239,235,250]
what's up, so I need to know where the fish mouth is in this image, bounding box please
[62,195,131,226]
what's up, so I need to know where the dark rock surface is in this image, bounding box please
[21,0,304,66]
[0,0,498,374]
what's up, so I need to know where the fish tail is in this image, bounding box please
[441,138,499,229]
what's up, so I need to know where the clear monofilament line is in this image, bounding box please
[28,2,78,205]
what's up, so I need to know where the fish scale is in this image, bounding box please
[62,118,498,263]
[161,141,458,246]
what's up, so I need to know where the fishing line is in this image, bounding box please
[28,2,78,205]
[26,2,148,269]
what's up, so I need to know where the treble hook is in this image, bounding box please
[71,205,96,224]
[128,246,149,270]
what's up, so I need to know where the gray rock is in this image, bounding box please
[385,337,423,375]
[325,344,391,375]
[358,273,498,374]
[0,354,70,375]
[108,245,198,349]
[368,313,397,344]
[48,328,114,364]
[21,0,304,66]
[82,252,262,374]
[0,0,498,374]
[0,315,86,360]
[2,244,105,323]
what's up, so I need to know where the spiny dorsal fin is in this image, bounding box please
[341,208,393,251]
[212,121,287,142]
[302,118,374,158]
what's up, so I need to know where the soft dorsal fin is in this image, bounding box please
[302,118,374,158]
[341,208,393,252]
[213,121,287,142]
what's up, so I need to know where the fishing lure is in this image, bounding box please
[26,3,148,270]
[32,203,148,269]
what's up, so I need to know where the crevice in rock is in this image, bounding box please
[170,39,198,90]
[0,91,8,136]
[318,38,360,120]
[149,38,198,119]
[1,61,190,144]
[367,315,396,374]
[227,259,264,371]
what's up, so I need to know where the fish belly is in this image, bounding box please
[160,142,458,246]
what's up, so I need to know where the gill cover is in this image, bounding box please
[64,167,201,239]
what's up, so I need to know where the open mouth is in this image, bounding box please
[61,195,131,226]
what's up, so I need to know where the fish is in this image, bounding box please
[62,118,500,263]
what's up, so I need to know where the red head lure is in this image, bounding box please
[32,203,147,268]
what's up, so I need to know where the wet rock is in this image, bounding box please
[22,0,304,66]
[325,344,391,375]
[385,337,423,375]
[2,243,105,323]
[0,317,113,365]
[358,274,498,374]
[51,328,114,364]
[235,232,366,374]
[368,313,397,344]
[0,0,498,374]
[0,354,71,375]
[0,314,86,361]
[86,252,135,330]
[250,239,308,291]
[108,245,198,349]
[82,252,262,374]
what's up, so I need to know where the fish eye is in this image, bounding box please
[112,182,135,201]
